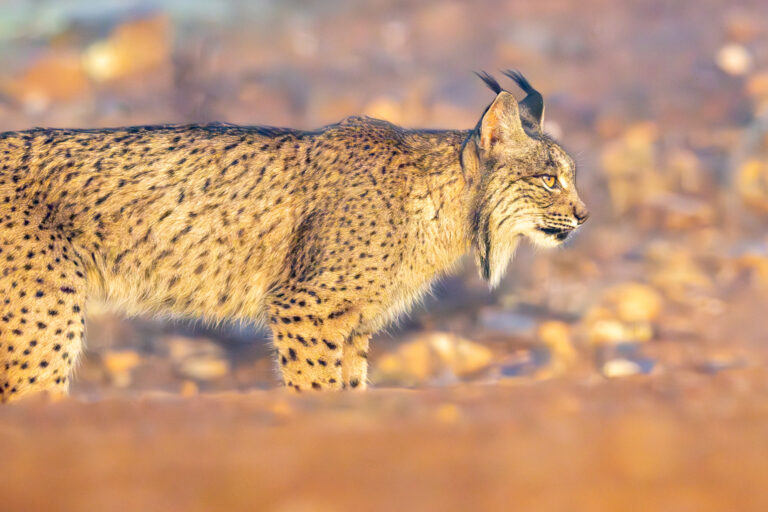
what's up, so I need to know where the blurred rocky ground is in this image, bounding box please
[0,0,766,400]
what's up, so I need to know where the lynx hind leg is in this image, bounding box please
[342,333,370,390]
[0,232,86,403]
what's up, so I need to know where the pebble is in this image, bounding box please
[715,43,753,76]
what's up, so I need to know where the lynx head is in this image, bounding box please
[462,70,589,287]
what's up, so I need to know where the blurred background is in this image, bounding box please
[2,1,768,510]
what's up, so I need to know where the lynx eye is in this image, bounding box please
[540,175,557,189]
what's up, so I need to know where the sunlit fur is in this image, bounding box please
[0,72,587,399]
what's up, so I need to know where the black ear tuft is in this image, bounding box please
[502,69,535,95]
[475,71,502,94]
[502,69,545,129]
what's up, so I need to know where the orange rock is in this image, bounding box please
[609,283,663,324]
[269,399,295,420]
[735,251,768,288]
[82,14,172,82]
[373,332,493,385]
[537,321,576,368]
[584,307,634,346]
[746,72,768,102]
[363,97,403,124]
[4,52,89,110]
[375,338,433,385]
[177,354,229,381]
[583,283,661,346]
[735,159,768,215]
[102,350,142,388]
[165,336,222,360]
[602,358,643,378]
[164,335,230,381]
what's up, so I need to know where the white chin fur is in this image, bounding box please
[526,231,566,249]
[484,237,519,289]
[483,230,570,289]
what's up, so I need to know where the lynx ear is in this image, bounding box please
[478,91,528,152]
[502,69,545,134]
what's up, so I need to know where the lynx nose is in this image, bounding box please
[573,201,590,224]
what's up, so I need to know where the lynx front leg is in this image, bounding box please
[270,327,344,391]
[342,333,370,390]
[270,321,345,391]
[268,292,359,391]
